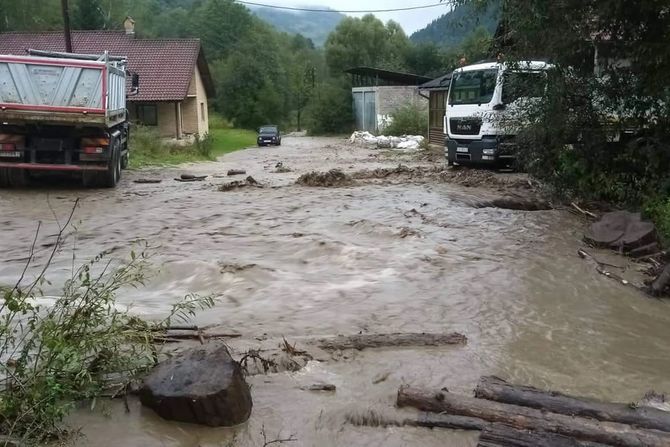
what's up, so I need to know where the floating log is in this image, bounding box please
[478,424,610,447]
[345,409,486,431]
[474,376,670,433]
[317,332,467,351]
[397,387,670,447]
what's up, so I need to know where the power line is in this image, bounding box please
[233,1,448,13]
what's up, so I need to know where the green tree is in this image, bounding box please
[72,0,105,30]
[325,14,410,75]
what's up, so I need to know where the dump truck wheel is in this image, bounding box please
[0,168,10,187]
[0,168,27,188]
[99,143,121,188]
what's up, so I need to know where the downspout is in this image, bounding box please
[175,102,183,140]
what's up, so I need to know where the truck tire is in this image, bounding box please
[121,152,129,170]
[0,168,9,187]
[100,142,121,188]
[83,141,121,188]
[0,168,27,187]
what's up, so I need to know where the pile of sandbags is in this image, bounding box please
[349,131,425,151]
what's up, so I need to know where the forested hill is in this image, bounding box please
[410,0,500,48]
[249,7,345,47]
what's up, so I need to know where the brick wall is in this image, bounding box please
[375,86,427,133]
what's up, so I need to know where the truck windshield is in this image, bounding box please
[502,71,547,104]
[448,69,498,105]
[259,126,277,133]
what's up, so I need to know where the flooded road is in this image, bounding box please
[1,136,670,446]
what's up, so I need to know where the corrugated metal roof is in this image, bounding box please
[0,31,214,102]
[419,72,453,91]
[345,67,432,86]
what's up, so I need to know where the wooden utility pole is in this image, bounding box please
[61,0,73,52]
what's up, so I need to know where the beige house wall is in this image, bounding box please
[129,68,209,139]
[183,67,209,136]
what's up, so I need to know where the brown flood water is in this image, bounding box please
[1,136,669,446]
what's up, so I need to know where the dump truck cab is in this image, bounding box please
[445,61,551,166]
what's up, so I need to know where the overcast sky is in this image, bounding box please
[249,1,453,34]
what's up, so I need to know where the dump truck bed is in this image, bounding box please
[0,53,127,127]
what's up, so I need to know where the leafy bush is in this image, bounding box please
[383,102,428,137]
[306,81,353,135]
[0,205,215,444]
[194,133,214,158]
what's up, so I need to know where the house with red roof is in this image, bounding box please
[0,18,215,139]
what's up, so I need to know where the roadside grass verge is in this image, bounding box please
[129,125,256,169]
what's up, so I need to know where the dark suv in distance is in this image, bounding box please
[257,125,281,146]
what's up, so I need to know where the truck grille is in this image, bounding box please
[450,118,481,136]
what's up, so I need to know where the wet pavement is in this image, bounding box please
[1,136,669,446]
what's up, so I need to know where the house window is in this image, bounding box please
[200,103,205,121]
[429,91,446,128]
[136,104,158,126]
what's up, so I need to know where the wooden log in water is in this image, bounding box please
[317,332,467,351]
[396,387,670,447]
[474,376,670,433]
[345,409,486,431]
[478,424,611,447]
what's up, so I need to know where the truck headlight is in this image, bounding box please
[483,148,495,155]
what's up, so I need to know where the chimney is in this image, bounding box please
[124,16,135,36]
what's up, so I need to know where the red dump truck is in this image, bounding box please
[0,49,138,188]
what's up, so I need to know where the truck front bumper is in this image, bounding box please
[446,137,516,166]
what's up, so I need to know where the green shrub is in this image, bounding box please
[644,196,670,244]
[0,205,215,444]
[383,102,428,137]
[194,133,214,158]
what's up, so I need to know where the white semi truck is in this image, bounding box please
[444,60,551,166]
[0,49,138,187]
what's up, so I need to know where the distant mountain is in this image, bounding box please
[249,6,345,47]
[411,1,500,49]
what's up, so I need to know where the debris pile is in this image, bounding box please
[218,176,261,191]
[349,131,425,151]
[296,169,352,187]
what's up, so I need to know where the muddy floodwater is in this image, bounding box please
[1,136,670,446]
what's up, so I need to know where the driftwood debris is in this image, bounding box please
[345,409,486,431]
[577,249,644,291]
[133,178,162,184]
[227,169,247,176]
[571,202,597,219]
[317,332,467,351]
[474,376,670,433]
[478,424,610,447]
[175,174,208,182]
[219,176,261,191]
[397,387,670,447]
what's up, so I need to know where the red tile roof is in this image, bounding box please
[0,31,214,102]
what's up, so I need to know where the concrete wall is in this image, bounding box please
[352,86,427,133]
[157,102,178,138]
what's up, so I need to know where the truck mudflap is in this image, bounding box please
[0,162,108,171]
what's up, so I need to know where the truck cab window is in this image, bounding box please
[448,69,498,105]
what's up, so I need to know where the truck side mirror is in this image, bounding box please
[130,73,140,96]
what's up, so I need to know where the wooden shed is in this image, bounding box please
[419,72,452,147]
